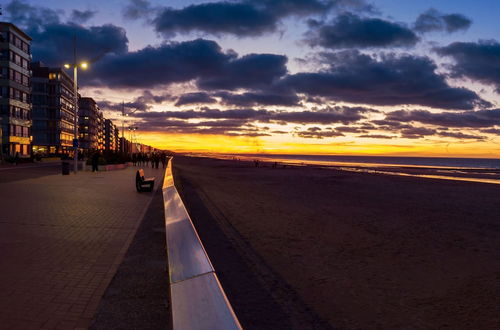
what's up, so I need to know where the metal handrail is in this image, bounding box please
[162,157,242,330]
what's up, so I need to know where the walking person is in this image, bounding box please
[161,152,167,169]
[154,153,160,169]
[92,151,100,172]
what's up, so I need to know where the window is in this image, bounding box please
[0,50,8,60]
[21,41,30,54]
[0,86,8,98]
[0,31,8,42]
[22,75,29,86]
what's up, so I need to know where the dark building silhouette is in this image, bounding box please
[104,119,119,152]
[31,62,76,155]
[78,97,101,151]
[96,110,104,151]
[0,22,32,158]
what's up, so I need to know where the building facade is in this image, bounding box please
[104,119,118,152]
[0,22,32,158]
[78,97,100,151]
[96,111,104,151]
[31,62,76,155]
[114,126,120,151]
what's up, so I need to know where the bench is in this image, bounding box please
[136,169,155,192]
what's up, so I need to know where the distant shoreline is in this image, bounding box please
[185,153,500,185]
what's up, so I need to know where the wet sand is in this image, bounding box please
[173,156,500,329]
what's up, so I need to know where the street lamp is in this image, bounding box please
[64,61,88,173]
[121,106,140,154]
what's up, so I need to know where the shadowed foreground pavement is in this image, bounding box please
[90,186,170,330]
[0,166,163,329]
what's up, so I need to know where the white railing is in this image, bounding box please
[162,158,242,330]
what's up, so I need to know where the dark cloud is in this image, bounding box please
[358,134,395,139]
[136,106,370,136]
[306,13,418,49]
[5,0,61,31]
[400,127,436,139]
[414,9,471,33]
[134,116,269,136]
[281,50,491,110]
[254,0,332,16]
[87,39,232,87]
[335,126,367,133]
[272,106,371,124]
[122,0,154,20]
[436,40,500,92]
[295,127,344,139]
[131,106,370,125]
[437,131,485,140]
[4,1,128,67]
[134,108,269,120]
[32,24,129,67]
[152,2,277,38]
[86,40,287,90]
[399,125,484,140]
[371,120,413,130]
[442,14,472,33]
[70,9,97,24]
[480,128,500,134]
[216,91,300,106]
[175,92,218,106]
[99,91,172,112]
[385,109,500,128]
[197,53,288,90]
[127,0,374,38]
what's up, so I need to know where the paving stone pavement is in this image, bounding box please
[0,166,164,330]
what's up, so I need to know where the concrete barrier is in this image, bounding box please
[162,158,242,330]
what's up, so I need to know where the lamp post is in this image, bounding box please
[64,61,88,174]
[121,105,140,154]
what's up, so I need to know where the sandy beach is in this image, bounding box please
[173,156,500,329]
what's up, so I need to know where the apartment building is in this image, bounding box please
[0,22,32,158]
[31,62,76,155]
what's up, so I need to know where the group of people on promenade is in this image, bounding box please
[132,152,169,169]
[88,150,170,172]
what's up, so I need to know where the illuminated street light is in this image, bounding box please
[63,60,89,174]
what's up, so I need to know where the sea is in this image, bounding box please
[232,154,500,169]
[192,153,500,185]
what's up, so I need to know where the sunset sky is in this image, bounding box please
[5,0,500,157]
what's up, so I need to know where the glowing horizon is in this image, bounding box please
[137,131,500,159]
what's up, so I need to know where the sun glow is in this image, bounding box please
[137,131,500,158]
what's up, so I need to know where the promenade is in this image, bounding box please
[0,165,164,329]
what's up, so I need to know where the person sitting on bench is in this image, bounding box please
[136,169,155,192]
